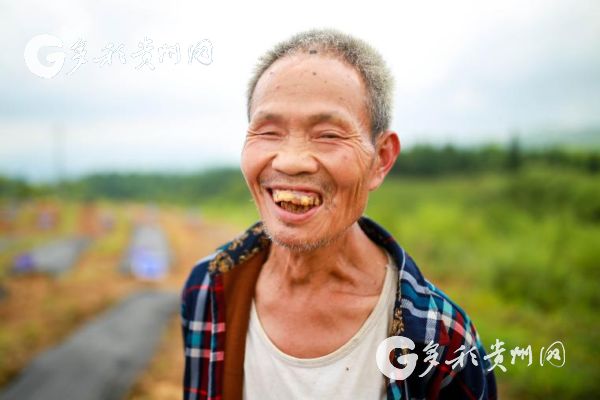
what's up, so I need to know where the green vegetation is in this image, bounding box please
[2,143,598,203]
[365,170,599,398]
[1,144,598,398]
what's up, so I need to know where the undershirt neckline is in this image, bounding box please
[249,250,396,368]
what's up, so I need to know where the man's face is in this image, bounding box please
[241,52,381,251]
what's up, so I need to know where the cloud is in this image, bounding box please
[1,0,599,179]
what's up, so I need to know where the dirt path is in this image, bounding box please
[0,290,178,400]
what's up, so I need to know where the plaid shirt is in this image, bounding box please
[181,216,497,399]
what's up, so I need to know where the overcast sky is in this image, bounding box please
[1,0,599,181]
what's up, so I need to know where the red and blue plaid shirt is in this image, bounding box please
[181,216,497,399]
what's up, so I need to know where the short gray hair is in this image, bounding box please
[246,28,394,138]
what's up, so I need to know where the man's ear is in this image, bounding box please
[368,130,401,191]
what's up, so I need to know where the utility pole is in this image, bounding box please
[53,122,65,192]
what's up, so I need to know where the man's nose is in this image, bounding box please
[271,134,319,175]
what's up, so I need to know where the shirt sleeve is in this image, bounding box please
[180,262,210,400]
[437,325,498,400]
[180,277,192,399]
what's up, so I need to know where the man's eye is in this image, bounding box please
[248,131,279,138]
[319,132,342,139]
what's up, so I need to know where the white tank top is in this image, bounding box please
[243,253,397,400]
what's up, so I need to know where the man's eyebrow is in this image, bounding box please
[307,112,355,128]
[249,113,283,125]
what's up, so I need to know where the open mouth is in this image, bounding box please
[268,188,322,214]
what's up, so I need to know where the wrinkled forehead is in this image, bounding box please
[255,49,365,93]
[249,52,370,130]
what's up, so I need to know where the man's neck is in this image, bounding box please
[261,222,389,292]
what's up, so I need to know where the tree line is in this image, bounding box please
[1,143,598,202]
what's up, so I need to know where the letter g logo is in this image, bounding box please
[24,34,65,79]
[376,336,419,380]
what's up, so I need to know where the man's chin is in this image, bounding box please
[262,224,331,253]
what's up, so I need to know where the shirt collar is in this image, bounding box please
[207,215,440,345]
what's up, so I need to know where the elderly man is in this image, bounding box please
[181,29,497,400]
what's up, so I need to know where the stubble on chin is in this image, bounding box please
[261,220,351,253]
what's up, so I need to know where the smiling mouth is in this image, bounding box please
[268,188,322,214]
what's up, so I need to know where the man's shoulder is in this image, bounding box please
[400,254,496,398]
[181,220,268,302]
[358,216,484,348]
[400,253,483,348]
[181,251,218,298]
